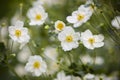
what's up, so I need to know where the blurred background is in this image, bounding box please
[0,0,120,80]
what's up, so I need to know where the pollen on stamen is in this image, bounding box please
[33,61,41,69]
[35,14,42,21]
[15,30,22,37]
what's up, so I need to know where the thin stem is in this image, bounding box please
[0,27,2,42]
[79,57,89,73]
[27,43,34,55]
[93,50,96,66]
[10,41,14,53]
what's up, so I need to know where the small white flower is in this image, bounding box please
[66,5,92,27]
[17,46,32,63]
[58,27,80,51]
[71,76,82,80]
[86,0,96,11]
[33,0,44,6]
[8,20,30,43]
[81,29,104,49]
[83,73,95,80]
[54,71,71,80]
[44,46,58,60]
[14,64,27,77]
[27,5,48,26]
[111,16,120,29]
[46,61,59,75]
[25,55,47,76]
[81,55,93,64]
[55,20,65,31]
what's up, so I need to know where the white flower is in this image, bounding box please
[66,5,92,27]
[46,61,59,75]
[27,5,48,26]
[55,20,65,31]
[86,0,96,11]
[58,27,80,51]
[33,0,44,6]
[81,55,93,64]
[81,29,104,49]
[71,76,81,80]
[8,20,30,43]
[17,46,32,63]
[44,46,58,60]
[83,73,95,80]
[25,55,47,76]
[54,71,71,80]
[14,64,27,77]
[111,16,120,29]
[95,56,104,65]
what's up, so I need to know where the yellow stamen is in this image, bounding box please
[77,14,85,21]
[57,22,64,30]
[66,35,73,42]
[35,14,42,20]
[88,38,95,45]
[15,30,21,37]
[33,61,40,69]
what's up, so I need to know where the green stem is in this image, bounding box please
[27,43,34,55]
[10,41,14,53]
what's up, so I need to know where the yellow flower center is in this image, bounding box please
[77,14,85,21]
[88,38,95,45]
[33,61,41,69]
[66,35,73,42]
[35,14,42,21]
[57,22,64,31]
[15,30,22,37]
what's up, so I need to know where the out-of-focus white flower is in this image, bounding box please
[83,73,95,80]
[58,27,80,51]
[95,56,104,65]
[66,5,92,27]
[54,71,71,80]
[81,29,104,49]
[14,64,27,77]
[111,16,120,29]
[55,20,65,31]
[46,61,59,75]
[8,20,30,44]
[71,76,82,80]
[25,55,47,76]
[17,46,32,63]
[44,46,58,60]
[11,12,24,25]
[38,0,65,6]
[81,55,93,64]
[85,0,96,11]
[27,5,48,26]
[33,0,44,6]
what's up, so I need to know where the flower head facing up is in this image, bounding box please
[54,71,71,80]
[27,5,48,26]
[66,5,93,28]
[9,20,30,43]
[25,55,47,76]
[111,16,120,29]
[55,20,65,31]
[58,27,80,51]
[81,29,104,49]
